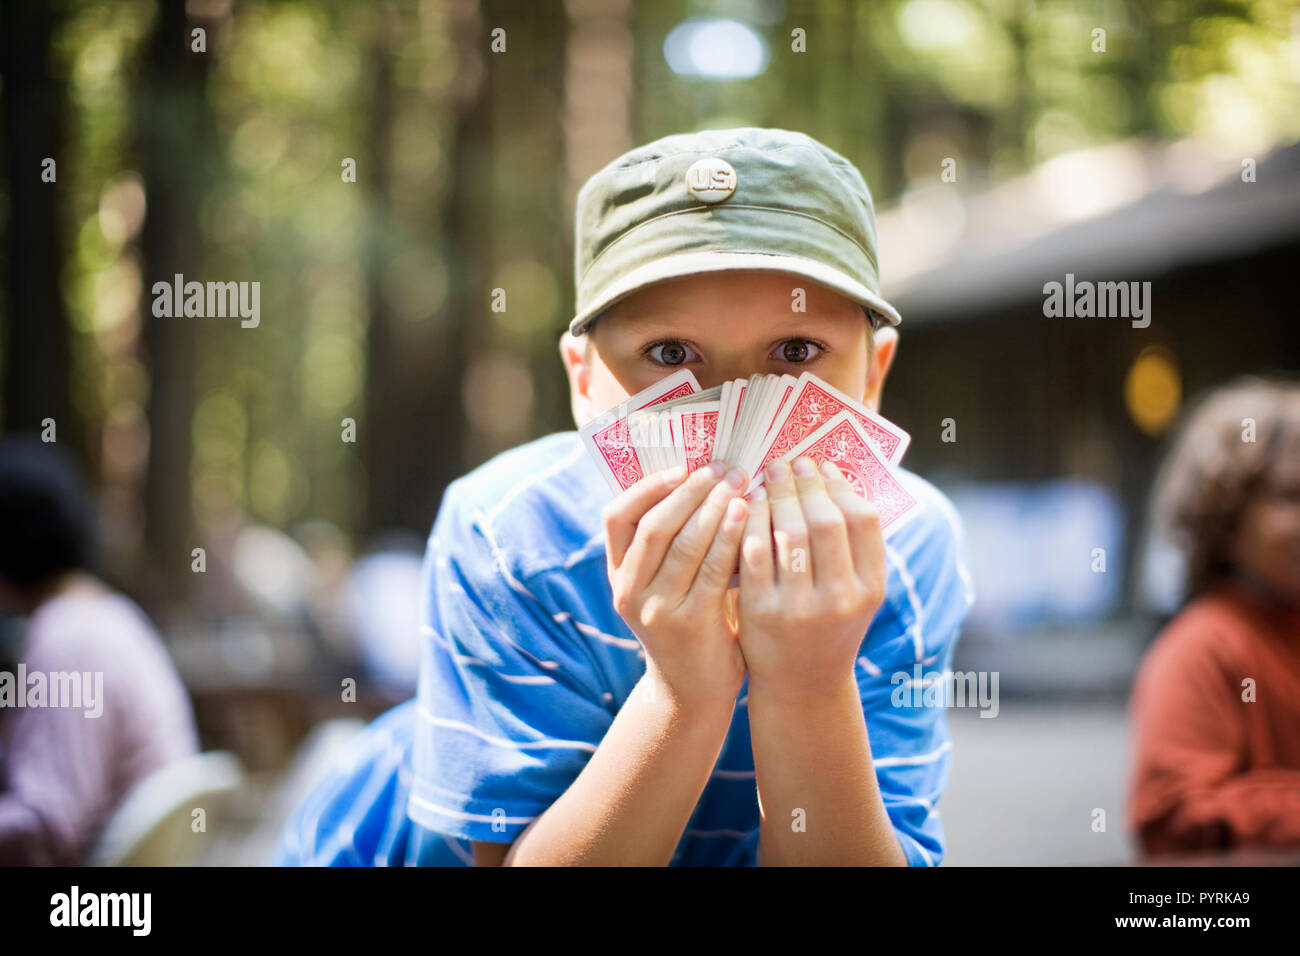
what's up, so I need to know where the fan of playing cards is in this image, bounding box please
[580,368,921,539]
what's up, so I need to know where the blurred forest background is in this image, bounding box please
[2,0,1299,861]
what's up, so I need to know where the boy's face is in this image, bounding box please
[560,270,898,430]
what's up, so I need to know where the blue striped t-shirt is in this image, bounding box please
[398,429,974,866]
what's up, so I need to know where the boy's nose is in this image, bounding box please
[697,359,757,391]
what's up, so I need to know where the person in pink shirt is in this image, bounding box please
[0,436,199,865]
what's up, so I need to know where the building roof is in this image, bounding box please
[879,138,1300,326]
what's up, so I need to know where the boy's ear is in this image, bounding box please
[559,330,597,429]
[862,326,899,413]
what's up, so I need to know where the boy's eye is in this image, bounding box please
[771,339,823,363]
[645,341,699,366]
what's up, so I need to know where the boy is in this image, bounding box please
[275,127,973,866]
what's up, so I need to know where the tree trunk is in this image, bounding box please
[0,0,75,450]
[135,3,219,614]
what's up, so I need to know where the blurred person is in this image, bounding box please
[1128,378,1300,856]
[294,519,359,669]
[0,436,199,865]
[343,531,425,696]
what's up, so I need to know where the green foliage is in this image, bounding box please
[7,0,1296,558]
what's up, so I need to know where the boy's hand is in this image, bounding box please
[604,461,750,708]
[737,456,888,700]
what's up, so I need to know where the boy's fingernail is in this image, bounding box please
[664,465,687,484]
[749,484,767,502]
[707,460,728,480]
[724,467,745,489]
[821,460,839,480]
[766,459,789,481]
[792,456,815,477]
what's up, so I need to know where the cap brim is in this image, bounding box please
[567,251,902,337]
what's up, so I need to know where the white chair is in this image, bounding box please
[87,750,245,866]
[232,717,367,865]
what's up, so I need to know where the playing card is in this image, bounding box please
[748,372,911,482]
[721,379,746,456]
[716,378,749,465]
[580,369,700,493]
[637,383,724,413]
[712,380,734,463]
[737,375,796,478]
[580,367,913,514]
[743,374,799,476]
[723,375,759,466]
[627,408,667,475]
[670,401,721,474]
[669,410,686,470]
[749,410,921,538]
[728,375,770,474]
[627,383,725,476]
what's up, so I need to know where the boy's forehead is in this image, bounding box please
[597,271,868,330]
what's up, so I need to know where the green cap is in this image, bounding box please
[569,127,901,337]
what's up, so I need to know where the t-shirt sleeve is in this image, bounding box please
[856,489,975,867]
[406,503,615,845]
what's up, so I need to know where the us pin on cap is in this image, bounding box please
[568,127,902,337]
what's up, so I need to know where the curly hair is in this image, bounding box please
[1149,377,1300,601]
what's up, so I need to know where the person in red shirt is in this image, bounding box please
[1129,378,1300,856]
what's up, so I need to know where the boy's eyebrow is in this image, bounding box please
[604,318,695,339]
